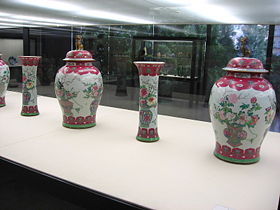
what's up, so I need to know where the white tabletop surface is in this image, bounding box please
[0,91,279,210]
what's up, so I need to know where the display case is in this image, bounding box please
[132,37,206,95]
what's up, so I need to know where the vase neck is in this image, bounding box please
[226,72,263,78]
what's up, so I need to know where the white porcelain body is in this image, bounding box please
[209,72,276,163]
[18,56,41,116]
[0,57,10,107]
[134,61,165,142]
[55,61,103,128]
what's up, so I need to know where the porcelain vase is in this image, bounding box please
[134,61,165,142]
[0,54,10,107]
[209,57,276,164]
[18,56,41,116]
[55,50,103,128]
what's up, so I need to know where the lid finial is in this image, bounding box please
[240,36,251,57]
[75,35,84,50]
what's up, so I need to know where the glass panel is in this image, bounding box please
[2,24,279,132]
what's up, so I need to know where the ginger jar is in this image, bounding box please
[55,50,103,128]
[209,57,276,164]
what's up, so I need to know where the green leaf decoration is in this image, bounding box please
[240,104,249,109]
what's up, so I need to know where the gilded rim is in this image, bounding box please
[214,152,260,164]
[63,123,96,129]
[136,136,159,142]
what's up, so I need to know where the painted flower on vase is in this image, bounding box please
[22,76,27,82]
[213,94,262,146]
[147,96,156,106]
[140,88,149,98]
[22,92,31,105]
[139,85,157,108]
[140,110,153,127]
[0,71,9,83]
[264,106,276,124]
[25,80,34,90]
[250,97,257,103]
[229,80,250,91]
[84,83,102,98]
[228,93,238,104]
[215,77,230,87]
[252,81,270,92]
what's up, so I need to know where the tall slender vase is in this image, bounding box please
[0,54,10,107]
[134,61,165,142]
[18,56,41,116]
[209,57,276,164]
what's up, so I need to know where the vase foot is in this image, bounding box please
[21,112,39,116]
[214,152,260,164]
[63,123,96,129]
[136,136,159,142]
[0,104,6,107]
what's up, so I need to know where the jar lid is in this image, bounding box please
[63,50,95,62]
[223,57,268,73]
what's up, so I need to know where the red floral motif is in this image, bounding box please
[216,75,273,92]
[222,145,231,156]
[229,79,250,91]
[22,76,27,82]
[250,97,257,103]
[85,116,94,123]
[232,148,243,159]
[63,115,96,125]
[134,62,164,76]
[252,81,270,91]
[249,115,259,126]
[65,50,93,60]
[61,65,100,75]
[0,97,5,105]
[21,105,39,114]
[244,148,255,159]
[215,77,230,87]
[237,130,247,139]
[137,127,159,139]
[0,60,6,66]
[19,56,41,66]
[225,57,264,70]
[140,88,148,98]
[223,128,232,138]
[215,142,260,160]
[68,116,75,124]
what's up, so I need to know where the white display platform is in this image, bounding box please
[1,91,280,210]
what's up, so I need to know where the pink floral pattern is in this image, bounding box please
[214,94,261,146]
[215,142,260,161]
[0,96,5,106]
[252,81,270,91]
[21,105,39,114]
[229,79,250,91]
[140,88,148,98]
[215,76,273,92]
[63,115,96,125]
[137,127,159,139]
[134,62,163,76]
